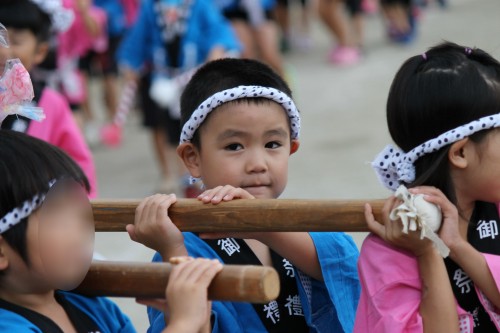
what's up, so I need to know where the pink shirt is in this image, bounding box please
[59,0,108,58]
[354,234,500,333]
[27,88,98,198]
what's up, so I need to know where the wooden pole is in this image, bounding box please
[92,199,385,232]
[74,261,280,303]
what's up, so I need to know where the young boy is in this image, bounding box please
[0,130,133,332]
[0,0,98,198]
[127,58,360,333]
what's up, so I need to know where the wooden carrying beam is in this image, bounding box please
[75,261,279,303]
[92,199,385,232]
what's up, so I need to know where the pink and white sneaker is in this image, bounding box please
[328,46,361,66]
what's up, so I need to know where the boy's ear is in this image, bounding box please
[33,42,49,67]
[290,140,300,155]
[177,142,202,178]
[0,236,9,271]
[448,138,470,169]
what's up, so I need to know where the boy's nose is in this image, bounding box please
[246,151,268,173]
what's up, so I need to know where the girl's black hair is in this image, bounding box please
[387,42,500,204]
[0,0,52,43]
[180,58,293,148]
[0,130,90,264]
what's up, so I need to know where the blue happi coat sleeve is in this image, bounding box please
[294,232,360,333]
[116,0,156,72]
[190,0,241,59]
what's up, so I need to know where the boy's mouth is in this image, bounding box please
[241,183,272,196]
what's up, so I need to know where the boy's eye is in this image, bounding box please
[225,143,243,151]
[265,141,282,149]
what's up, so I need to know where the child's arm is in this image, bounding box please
[75,0,101,37]
[412,186,500,309]
[197,0,241,59]
[126,194,188,260]
[116,0,153,74]
[365,195,459,333]
[198,186,323,281]
[138,257,222,333]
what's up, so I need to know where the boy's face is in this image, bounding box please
[180,101,299,199]
[0,181,94,293]
[0,28,47,73]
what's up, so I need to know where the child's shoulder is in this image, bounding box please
[0,306,40,332]
[59,291,136,333]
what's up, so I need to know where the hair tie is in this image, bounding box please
[373,113,500,191]
[465,47,473,56]
[421,52,427,60]
[0,179,56,234]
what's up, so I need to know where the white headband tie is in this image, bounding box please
[0,179,56,234]
[29,0,74,33]
[180,85,300,144]
[373,113,500,191]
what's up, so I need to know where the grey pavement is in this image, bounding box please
[89,0,500,330]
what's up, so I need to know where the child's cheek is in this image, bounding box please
[39,228,93,290]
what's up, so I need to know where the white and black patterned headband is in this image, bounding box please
[180,85,301,144]
[373,113,500,191]
[0,179,56,234]
[29,0,74,33]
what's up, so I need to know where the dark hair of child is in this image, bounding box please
[386,41,500,204]
[0,0,52,43]
[0,130,89,266]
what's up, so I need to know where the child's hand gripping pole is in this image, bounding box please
[389,185,449,257]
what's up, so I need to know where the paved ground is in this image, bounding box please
[89,0,500,330]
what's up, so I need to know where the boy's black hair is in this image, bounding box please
[0,130,90,265]
[387,41,500,204]
[180,58,293,148]
[0,0,52,43]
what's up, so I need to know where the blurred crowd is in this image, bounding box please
[0,0,449,198]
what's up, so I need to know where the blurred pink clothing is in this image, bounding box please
[57,0,107,104]
[59,0,108,58]
[27,88,98,198]
[354,234,500,333]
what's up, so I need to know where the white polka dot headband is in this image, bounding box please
[0,179,56,234]
[372,113,500,191]
[179,85,301,144]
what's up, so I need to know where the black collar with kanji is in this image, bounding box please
[202,237,309,333]
[445,201,500,332]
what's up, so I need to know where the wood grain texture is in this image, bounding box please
[92,199,385,232]
[74,261,280,303]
